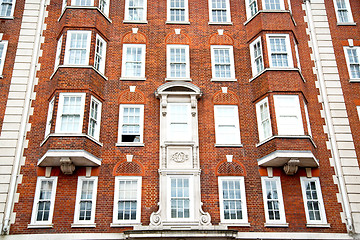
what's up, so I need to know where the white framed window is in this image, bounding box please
[113,176,142,224]
[300,177,328,225]
[121,44,146,80]
[245,0,258,19]
[266,34,293,68]
[0,0,15,17]
[94,34,106,74]
[99,0,109,16]
[124,0,147,22]
[73,177,98,225]
[304,101,312,137]
[167,103,191,141]
[118,104,144,144]
[54,35,63,70]
[210,45,236,81]
[273,95,304,135]
[30,177,58,226]
[214,105,241,145]
[167,0,189,23]
[64,31,91,66]
[55,93,86,134]
[88,96,102,140]
[344,47,360,80]
[45,97,55,137]
[256,97,272,142]
[0,41,8,76]
[261,177,286,225]
[249,37,264,76]
[333,0,353,23]
[168,175,194,220]
[263,0,284,10]
[71,0,93,6]
[166,45,190,80]
[208,0,231,23]
[218,176,248,223]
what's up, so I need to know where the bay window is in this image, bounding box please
[64,31,91,66]
[266,34,293,68]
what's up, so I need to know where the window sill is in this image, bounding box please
[214,144,243,148]
[120,77,146,81]
[208,22,233,25]
[165,77,192,82]
[219,222,250,227]
[28,223,53,229]
[41,133,103,147]
[71,223,96,228]
[123,20,148,24]
[349,78,360,83]
[111,222,141,227]
[116,142,145,147]
[264,223,289,228]
[249,68,305,83]
[256,135,316,148]
[59,6,112,23]
[0,16,14,20]
[51,65,108,81]
[166,21,190,25]
[211,78,237,82]
[306,223,330,228]
[337,22,356,26]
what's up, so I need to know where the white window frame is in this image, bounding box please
[262,0,284,10]
[210,45,236,81]
[333,0,353,23]
[88,96,102,140]
[30,177,58,226]
[261,177,287,225]
[121,44,146,80]
[94,34,106,74]
[55,92,86,134]
[167,0,189,23]
[112,176,142,225]
[214,105,241,145]
[218,176,248,224]
[256,97,272,142]
[266,34,293,69]
[344,46,360,81]
[45,97,55,137]
[73,176,98,226]
[208,0,231,24]
[62,0,67,11]
[167,175,194,221]
[304,101,312,137]
[124,0,147,23]
[300,177,328,225]
[245,0,258,19]
[54,35,63,70]
[64,30,91,66]
[167,103,192,141]
[71,0,93,6]
[0,0,15,17]
[249,37,264,77]
[0,40,8,76]
[166,44,190,81]
[99,0,110,16]
[357,106,360,121]
[273,95,304,136]
[118,104,144,144]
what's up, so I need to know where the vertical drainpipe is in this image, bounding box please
[304,0,354,234]
[1,0,47,234]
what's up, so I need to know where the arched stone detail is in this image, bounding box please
[216,160,246,176]
[209,33,234,45]
[118,89,146,104]
[213,90,239,105]
[122,31,147,44]
[165,32,191,45]
[113,160,144,176]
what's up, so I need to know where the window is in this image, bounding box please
[344,47,360,80]
[88,96,102,140]
[167,0,188,23]
[208,0,231,23]
[0,41,8,76]
[245,0,258,18]
[113,176,142,224]
[167,45,190,80]
[214,105,241,145]
[99,0,109,16]
[168,176,193,220]
[45,97,55,137]
[71,0,93,6]
[210,45,236,81]
[266,34,293,68]
[124,0,147,22]
[64,31,91,65]
[263,0,284,10]
[300,177,327,225]
[121,44,146,80]
[249,37,264,76]
[94,34,106,74]
[30,177,58,226]
[55,93,86,134]
[0,0,14,17]
[333,0,353,23]
[261,177,286,225]
[167,103,191,141]
[54,36,63,70]
[73,177,98,225]
[218,177,248,223]
[273,95,304,135]
[118,104,144,144]
[256,97,272,142]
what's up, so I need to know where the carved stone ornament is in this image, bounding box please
[60,157,75,175]
[199,202,211,226]
[283,159,300,175]
[170,152,189,163]
[150,203,162,227]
